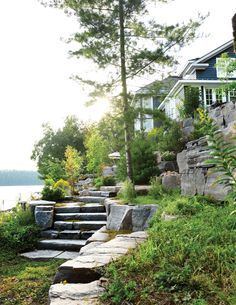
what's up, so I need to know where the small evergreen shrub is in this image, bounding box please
[117,135,160,184]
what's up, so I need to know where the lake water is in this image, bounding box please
[0,185,44,211]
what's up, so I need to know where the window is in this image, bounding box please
[215,89,223,104]
[216,57,236,78]
[205,88,213,106]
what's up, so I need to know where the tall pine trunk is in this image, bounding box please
[119,0,133,181]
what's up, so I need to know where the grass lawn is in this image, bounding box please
[101,194,236,305]
[0,249,63,305]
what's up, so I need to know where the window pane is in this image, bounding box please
[205,89,213,106]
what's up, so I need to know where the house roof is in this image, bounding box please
[135,75,180,97]
[180,40,233,77]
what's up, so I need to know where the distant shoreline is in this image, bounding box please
[0,170,43,186]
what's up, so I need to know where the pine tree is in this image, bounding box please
[42,0,206,180]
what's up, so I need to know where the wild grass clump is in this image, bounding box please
[148,177,168,199]
[119,179,136,203]
[101,195,236,305]
[0,205,40,253]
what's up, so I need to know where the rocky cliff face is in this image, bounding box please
[177,102,236,200]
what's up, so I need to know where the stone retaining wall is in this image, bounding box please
[177,102,236,200]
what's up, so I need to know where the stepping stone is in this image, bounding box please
[55,206,81,213]
[20,250,63,260]
[55,213,107,221]
[73,221,107,231]
[80,230,96,240]
[49,280,105,305]
[56,251,80,260]
[80,204,105,213]
[38,239,87,251]
[41,230,59,239]
[54,221,73,230]
[59,230,81,240]
[53,231,148,284]
[78,196,105,203]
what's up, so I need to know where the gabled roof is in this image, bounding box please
[180,40,234,77]
[136,75,180,96]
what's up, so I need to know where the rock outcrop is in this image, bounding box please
[177,102,236,200]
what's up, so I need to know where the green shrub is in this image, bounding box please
[117,135,160,184]
[94,176,116,188]
[0,206,40,252]
[156,120,185,155]
[161,151,176,161]
[119,180,136,203]
[41,178,69,202]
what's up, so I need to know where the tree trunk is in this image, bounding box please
[119,0,133,181]
[233,14,236,53]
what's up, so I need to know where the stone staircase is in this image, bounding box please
[38,192,108,252]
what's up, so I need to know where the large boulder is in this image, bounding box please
[106,203,159,232]
[106,205,133,231]
[132,205,158,231]
[35,206,54,229]
[161,172,180,190]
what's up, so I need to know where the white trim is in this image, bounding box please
[179,40,233,77]
[158,79,231,110]
[195,40,233,65]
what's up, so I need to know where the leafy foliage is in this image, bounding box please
[85,127,111,175]
[0,206,40,253]
[181,86,201,118]
[64,146,83,194]
[205,120,236,195]
[31,116,85,180]
[41,0,206,181]
[41,178,69,201]
[94,176,116,188]
[156,119,185,155]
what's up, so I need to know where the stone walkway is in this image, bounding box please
[49,231,148,304]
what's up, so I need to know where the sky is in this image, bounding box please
[0,0,235,171]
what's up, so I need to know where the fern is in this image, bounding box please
[204,113,236,193]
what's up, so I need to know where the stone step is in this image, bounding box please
[49,280,105,305]
[54,221,107,231]
[38,239,87,251]
[55,204,105,214]
[86,190,116,197]
[78,196,105,203]
[40,230,96,240]
[55,213,107,221]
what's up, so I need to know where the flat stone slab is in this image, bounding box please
[73,221,107,230]
[20,250,63,260]
[49,280,104,305]
[54,231,148,283]
[30,200,56,207]
[78,196,105,203]
[80,242,104,254]
[56,251,80,260]
[55,212,107,221]
[38,239,87,251]
[20,250,80,261]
